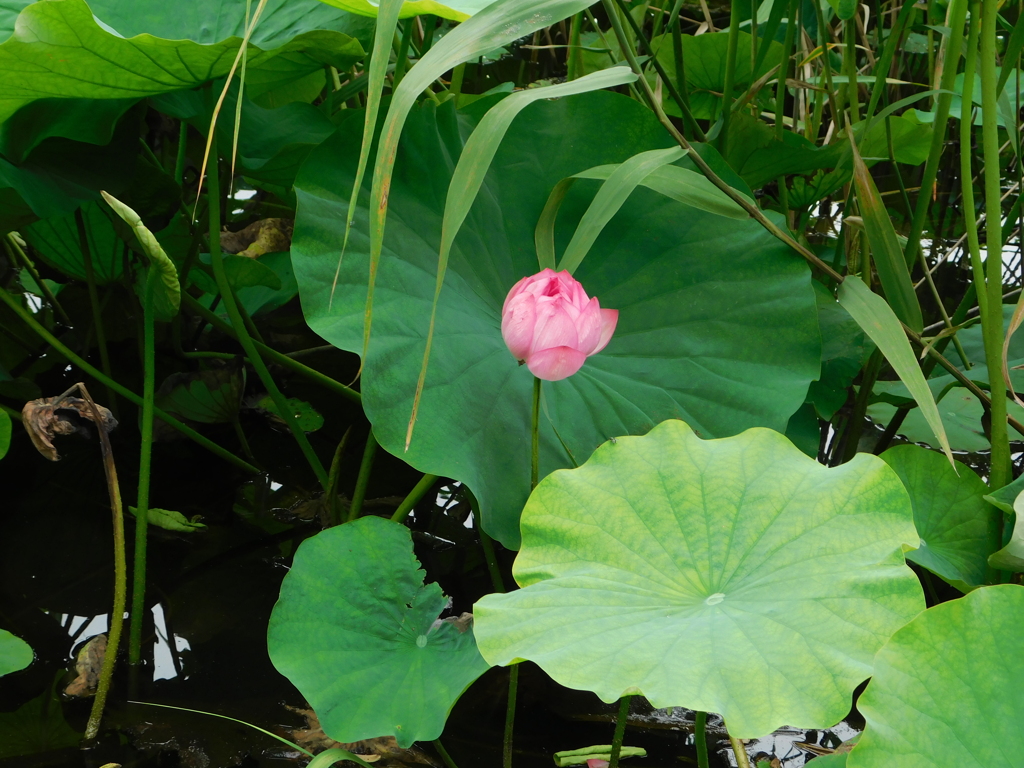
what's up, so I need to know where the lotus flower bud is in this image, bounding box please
[501,269,618,381]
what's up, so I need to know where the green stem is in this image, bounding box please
[478,527,506,593]
[180,294,360,403]
[81,385,126,741]
[608,695,632,768]
[902,0,968,269]
[391,473,440,522]
[979,0,1011,488]
[719,0,742,154]
[231,416,256,461]
[204,127,328,489]
[727,729,751,768]
[449,62,466,107]
[694,711,709,768]
[433,740,460,768]
[128,271,157,665]
[961,4,986,320]
[567,12,583,80]
[326,427,352,526]
[0,286,260,474]
[843,19,859,123]
[348,431,378,521]
[531,377,541,490]
[503,664,519,768]
[393,19,415,87]
[775,0,798,141]
[839,348,884,464]
[75,208,117,414]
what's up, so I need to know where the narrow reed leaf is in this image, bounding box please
[329,0,405,312]
[838,276,952,464]
[405,67,637,449]
[363,0,599,365]
[849,134,923,333]
[557,147,687,274]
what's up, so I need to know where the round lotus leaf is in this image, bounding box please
[848,584,1024,768]
[0,629,33,677]
[473,420,924,738]
[291,90,821,549]
[268,516,490,748]
[880,444,1000,592]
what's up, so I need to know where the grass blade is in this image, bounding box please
[849,133,923,333]
[838,276,952,464]
[557,147,685,275]
[405,67,637,449]
[329,0,405,312]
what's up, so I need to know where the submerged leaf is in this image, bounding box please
[129,506,207,533]
[155,366,244,425]
[220,218,294,258]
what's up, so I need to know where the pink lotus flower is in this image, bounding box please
[501,269,618,381]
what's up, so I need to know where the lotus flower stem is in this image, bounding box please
[390,473,440,523]
[531,377,541,490]
[608,695,632,768]
[694,711,709,768]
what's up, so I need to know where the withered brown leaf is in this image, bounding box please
[23,395,117,461]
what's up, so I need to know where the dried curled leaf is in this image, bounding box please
[64,633,106,698]
[220,218,293,258]
[22,395,117,461]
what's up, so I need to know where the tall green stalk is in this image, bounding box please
[902,0,968,269]
[79,384,126,741]
[608,695,633,768]
[205,125,329,489]
[979,0,1011,488]
[694,711,709,768]
[128,270,157,665]
[348,431,378,521]
[719,2,742,154]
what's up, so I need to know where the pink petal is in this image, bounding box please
[591,308,618,354]
[502,275,532,314]
[586,761,610,768]
[526,346,588,381]
[532,299,579,352]
[501,294,537,361]
[575,297,604,354]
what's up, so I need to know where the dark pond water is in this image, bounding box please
[0,342,858,768]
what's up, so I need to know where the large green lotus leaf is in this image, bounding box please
[982,475,1024,572]
[0,0,363,125]
[848,584,1024,768]
[0,628,32,676]
[267,515,490,748]
[473,420,924,738]
[291,91,821,549]
[0,680,79,757]
[315,0,495,21]
[880,444,1000,591]
[155,367,244,424]
[0,154,85,232]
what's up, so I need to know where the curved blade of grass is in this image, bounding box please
[329,0,405,312]
[363,0,599,365]
[573,163,749,219]
[557,147,685,274]
[230,0,254,195]
[308,749,378,768]
[838,276,953,465]
[849,132,923,333]
[535,157,749,270]
[100,191,180,318]
[194,0,270,212]
[404,66,637,449]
